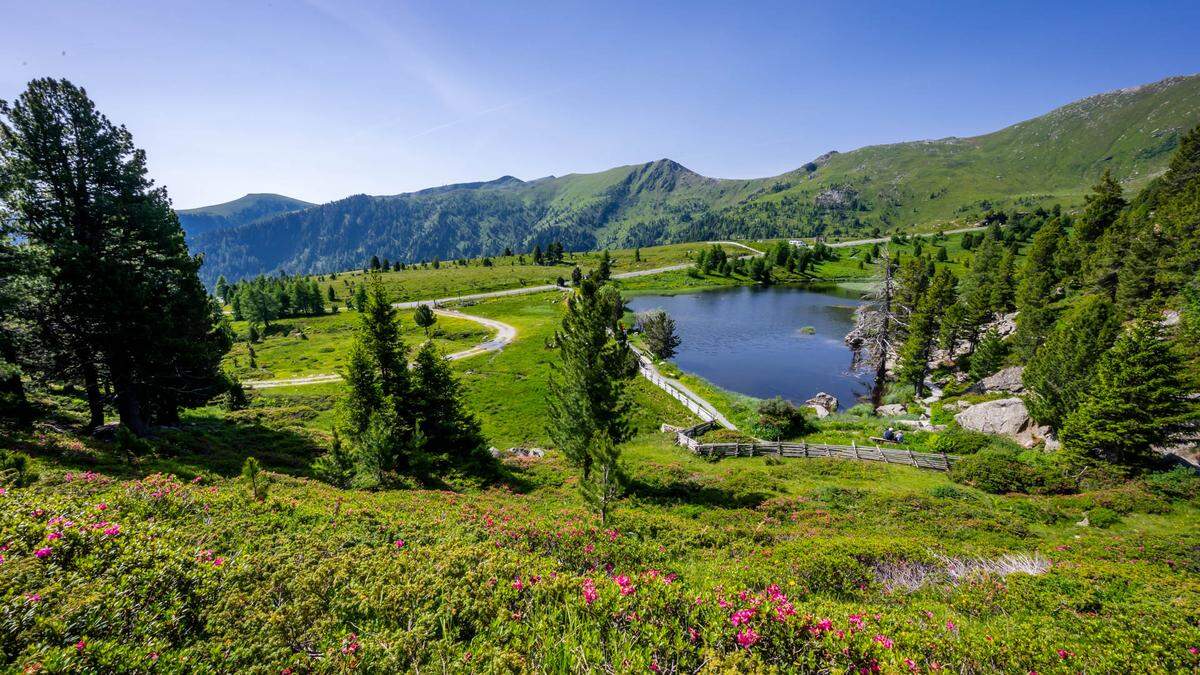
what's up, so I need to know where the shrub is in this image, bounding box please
[241,456,268,501]
[1144,467,1200,502]
[930,427,1000,455]
[754,397,813,440]
[0,449,37,487]
[1088,507,1121,528]
[949,448,1038,494]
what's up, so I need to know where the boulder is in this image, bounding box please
[875,403,908,417]
[983,311,1018,339]
[804,392,839,418]
[954,397,1051,448]
[972,366,1026,394]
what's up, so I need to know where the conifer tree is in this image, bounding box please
[411,341,493,475]
[896,268,957,395]
[638,310,682,360]
[1014,219,1065,359]
[1076,168,1125,244]
[0,78,230,434]
[413,304,437,336]
[968,329,1007,380]
[580,433,623,524]
[1061,317,1195,466]
[1024,295,1120,430]
[546,279,632,479]
[595,250,613,282]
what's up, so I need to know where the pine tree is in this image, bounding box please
[580,433,623,525]
[595,250,613,282]
[571,266,583,286]
[1061,317,1195,466]
[634,247,641,263]
[413,304,437,336]
[1076,168,1126,244]
[0,78,230,434]
[533,244,544,266]
[411,341,493,475]
[896,268,957,395]
[638,310,681,360]
[1024,295,1120,430]
[546,279,632,479]
[1014,219,1064,359]
[968,329,1007,380]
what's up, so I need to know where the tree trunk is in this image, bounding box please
[0,334,28,422]
[111,365,149,437]
[870,262,894,408]
[78,348,105,430]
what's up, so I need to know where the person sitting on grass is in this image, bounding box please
[883,427,895,441]
[895,430,905,443]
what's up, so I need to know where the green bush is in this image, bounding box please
[0,449,37,487]
[930,427,1001,455]
[1088,507,1121,528]
[753,396,813,440]
[1144,467,1200,501]
[949,448,1038,494]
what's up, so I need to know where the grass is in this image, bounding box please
[223,310,489,380]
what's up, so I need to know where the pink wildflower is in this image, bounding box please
[511,578,524,591]
[1056,649,1073,660]
[848,613,866,630]
[873,634,894,649]
[103,525,121,536]
[688,626,700,642]
[25,593,41,603]
[582,579,598,605]
[34,547,51,559]
[606,529,619,541]
[393,539,405,549]
[97,503,108,511]
[583,543,595,554]
[75,640,86,653]
[945,619,957,632]
[1190,647,1199,655]
[340,633,360,655]
[649,661,661,673]
[730,608,756,626]
[211,557,224,567]
[735,627,760,649]
[905,658,919,672]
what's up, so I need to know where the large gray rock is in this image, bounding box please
[972,366,1026,394]
[954,397,1050,448]
[804,392,839,418]
[875,403,908,417]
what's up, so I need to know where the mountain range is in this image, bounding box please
[184,74,1200,284]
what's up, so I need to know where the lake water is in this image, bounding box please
[627,285,872,407]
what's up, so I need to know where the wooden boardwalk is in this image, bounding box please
[668,422,958,471]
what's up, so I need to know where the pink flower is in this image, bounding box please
[340,633,360,655]
[1056,649,1073,660]
[34,547,51,559]
[687,627,700,642]
[582,579,598,605]
[212,557,224,567]
[583,543,594,554]
[97,503,108,511]
[945,619,957,632]
[848,613,866,630]
[75,640,86,653]
[735,627,760,649]
[511,578,524,591]
[606,529,619,541]
[873,634,894,649]
[103,525,121,536]
[393,539,405,548]
[47,532,61,541]
[25,593,41,603]
[614,575,635,596]
[730,608,756,626]
[1190,647,1199,655]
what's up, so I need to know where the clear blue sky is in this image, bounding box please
[2,0,1197,208]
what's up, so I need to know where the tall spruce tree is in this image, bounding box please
[546,279,631,479]
[1061,317,1195,466]
[0,78,230,434]
[1023,295,1120,430]
[411,341,493,476]
[1076,168,1126,244]
[896,268,957,395]
[1014,219,1065,359]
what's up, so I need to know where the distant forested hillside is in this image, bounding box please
[190,74,1200,284]
[177,193,313,237]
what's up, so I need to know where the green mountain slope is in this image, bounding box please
[190,74,1200,284]
[177,193,314,236]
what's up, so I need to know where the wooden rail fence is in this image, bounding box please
[670,422,958,472]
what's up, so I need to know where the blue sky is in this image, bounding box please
[2,0,1197,208]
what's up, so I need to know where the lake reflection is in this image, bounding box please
[627,285,872,407]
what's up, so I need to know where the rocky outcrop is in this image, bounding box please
[972,366,1026,394]
[875,403,908,417]
[805,392,839,418]
[954,397,1052,448]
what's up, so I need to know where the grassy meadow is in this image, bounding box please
[4,237,1198,673]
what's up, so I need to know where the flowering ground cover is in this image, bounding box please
[2,426,1198,673]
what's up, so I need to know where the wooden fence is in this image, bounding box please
[671,422,958,471]
[639,365,718,424]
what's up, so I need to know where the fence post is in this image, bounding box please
[941,452,949,471]
[777,441,783,456]
[802,441,808,458]
[908,448,917,467]
[852,442,860,460]
[877,444,888,463]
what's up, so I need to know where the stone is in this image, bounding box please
[804,392,839,418]
[983,311,1019,339]
[505,447,546,458]
[875,404,908,417]
[954,397,1052,448]
[972,366,1026,394]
